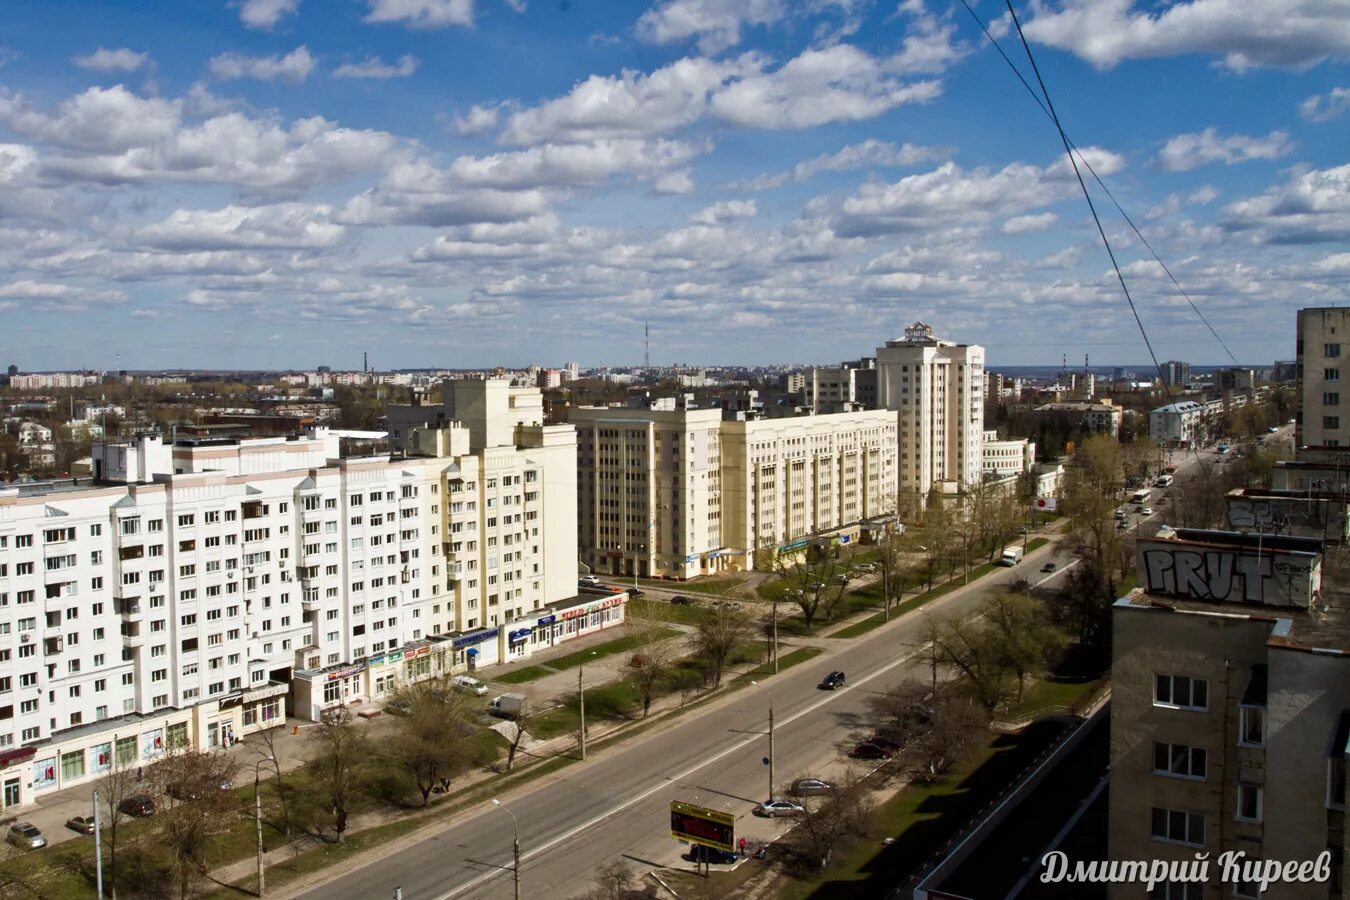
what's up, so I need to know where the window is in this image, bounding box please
[1154,674,1208,711]
[1152,742,1207,780]
[1327,343,1342,358]
[1239,705,1265,747]
[323,681,340,703]
[1327,368,1341,382]
[1236,784,1262,823]
[1150,807,1204,846]
[1326,392,1341,406]
[1325,416,1341,430]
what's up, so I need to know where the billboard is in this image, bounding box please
[670,801,735,852]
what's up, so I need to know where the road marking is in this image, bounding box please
[433,644,934,899]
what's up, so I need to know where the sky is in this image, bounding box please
[0,0,1347,372]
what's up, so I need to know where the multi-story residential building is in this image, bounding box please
[1150,400,1206,446]
[802,359,878,411]
[570,398,896,580]
[7,373,101,391]
[875,323,985,496]
[981,430,1035,480]
[1297,307,1350,448]
[1214,367,1257,391]
[1110,526,1350,898]
[0,381,586,811]
[1033,401,1124,439]
[1161,359,1192,387]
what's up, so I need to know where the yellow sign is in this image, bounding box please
[670,800,735,852]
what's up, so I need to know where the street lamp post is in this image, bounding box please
[93,789,104,900]
[254,757,274,898]
[750,681,775,799]
[579,650,596,760]
[491,799,522,900]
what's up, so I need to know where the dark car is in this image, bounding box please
[818,671,846,690]
[119,796,156,817]
[1040,562,1057,573]
[850,741,895,760]
[688,844,739,865]
[670,595,695,605]
[626,587,645,599]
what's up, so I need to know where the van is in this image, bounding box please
[998,547,1023,566]
[452,675,488,696]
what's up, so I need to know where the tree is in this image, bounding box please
[905,691,989,782]
[249,726,293,847]
[757,545,853,632]
[503,697,532,773]
[927,614,1010,711]
[147,749,239,899]
[97,761,139,899]
[690,603,753,688]
[388,679,479,806]
[578,859,641,900]
[626,617,675,718]
[307,706,371,842]
[873,522,908,618]
[980,593,1066,700]
[916,500,957,591]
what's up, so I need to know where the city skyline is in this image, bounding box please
[0,1,1345,368]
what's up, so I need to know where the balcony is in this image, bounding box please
[44,636,63,654]
[115,597,143,617]
[120,625,145,649]
[301,596,321,613]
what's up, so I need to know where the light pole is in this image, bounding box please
[254,757,274,898]
[93,789,104,900]
[491,799,522,900]
[750,681,775,799]
[579,650,597,760]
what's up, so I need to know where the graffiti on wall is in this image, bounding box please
[1141,545,1317,607]
[1227,497,1347,541]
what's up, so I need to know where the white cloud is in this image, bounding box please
[709,45,942,129]
[0,86,180,153]
[0,279,124,304]
[1221,163,1350,244]
[652,170,695,194]
[1023,0,1350,72]
[1300,86,1350,122]
[636,0,785,55]
[208,46,315,83]
[886,1,967,75]
[691,199,757,224]
[454,104,501,136]
[135,203,345,250]
[333,55,420,79]
[72,48,150,73]
[1155,128,1293,172]
[237,0,300,30]
[1001,212,1057,234]
[363,0,474,29]
[447,138,705,190]
[732,139,951,189]
[501,56,739,145]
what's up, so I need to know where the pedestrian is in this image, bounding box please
[136,766,143,782]
[738,837,747,858]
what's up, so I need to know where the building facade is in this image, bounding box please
[1150,400,1206,445]
[1162,360,1192,387]
[570,399,896,580]
[1297,307,1350,448]
[981,430,1035,479]
[875,323,985,497]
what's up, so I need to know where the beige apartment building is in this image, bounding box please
[875,322,985,497]
[1297,307,1350,448]
[571,400,896,580]
[1110,526,1350,898]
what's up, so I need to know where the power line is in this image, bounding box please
[955,0,1240,367]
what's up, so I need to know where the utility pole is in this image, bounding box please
[254,757,273,897]
[94,790,104,900]
[492,800,522,900]
[750,681,775,799]
[578,663,586,760]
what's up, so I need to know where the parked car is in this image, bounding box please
[1141,507,1154,516]
[854,563,875,573]
[788,777,836,797]
[818,671,846,690]
[626,586,645,599]
[850,740,895,760]
[65,815,98,835]
[578,575,600,587]
[670,595,695,605]
[5,823,46,851]
[452,674,489,696]
[807,581,825,591]
[687,844,739,865]
[1117,520,1129,530]
[119,796,156,818]
[754,798,805,818]
[1040,562,1057,573]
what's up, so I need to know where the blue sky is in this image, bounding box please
[0,0,1347,371]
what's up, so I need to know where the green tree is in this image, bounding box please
[307,707,371,842]
[980,593,1066,700]
[387,679,479,806]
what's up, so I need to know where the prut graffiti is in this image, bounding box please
[1141,547,1316,606]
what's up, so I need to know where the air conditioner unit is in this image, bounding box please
[20,633,31,643]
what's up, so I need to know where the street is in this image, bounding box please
[288,538,1076,900]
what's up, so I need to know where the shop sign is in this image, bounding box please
[537,615,556,626]
[407,646,431,658]
[452,628,499,649]
[508,628,532,642]
[559,594,625,620]
[326,663,366,681]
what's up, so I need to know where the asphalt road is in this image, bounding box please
[289,539,1075,900]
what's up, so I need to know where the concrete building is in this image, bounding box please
[1215,368,1256,391]
[1161,360,1192,387]
[802,359,878,411]
[1032,401,1123,439]
[0,382,586,812]
[7,373,101,391]
[1298,307,1350,448]
[875,323,984,496]
[981,430,1035,480]
[1150,400,1206,446]
[570,398,896,580]
[1109,526,1350,898]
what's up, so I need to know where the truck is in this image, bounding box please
[487,693,527,719]
[998,547,1023,567]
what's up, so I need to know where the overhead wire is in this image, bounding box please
[953,0,1241,367]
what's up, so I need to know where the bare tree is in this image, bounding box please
[97,761,139,899]
[147,748,239,899]
[388,679,478,805]
[249,726,292,843]
[928,614,1010,712]
[980,593,1066,700]
[626,618,675,718]
[791,770,873,871]
[905,692,988,783]
[307,706,371,843]
[503,698,532,773]
[690,604,753,688]
[756,544,854,632]
[577,859,643,900]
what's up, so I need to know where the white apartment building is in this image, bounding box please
[571,400,896,579]
[981,430,1035,479]
[1150,400,1206,446]
[802,360,878,411]
[7,373,101,391]
[1297,307,1350,448]
[875,323,985,497]
[0,382,579,811]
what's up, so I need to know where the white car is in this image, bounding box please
[578,575,601,587]
[452,675,488,696]
[753,798,805,818]
[1141,507,1154,516]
